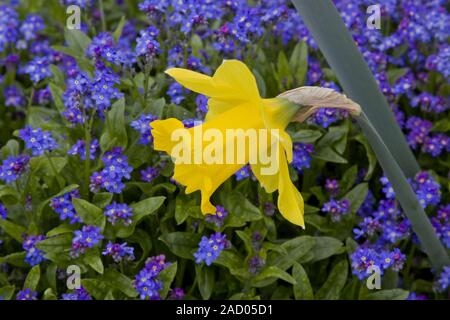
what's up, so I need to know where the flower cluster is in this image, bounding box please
[134,255,170,300]
[141,166,159,183]
[71,225,104,258]
[322,198,350,222]
[131,113,158,145]
[205,205,228,228]
[61,286,92,300]
[50,189,81,224]
[22,235,46,266]
[67,139,100,160]
[90,147,133,193]
[435,266,450,292]
[292,143,314,172]
[104,202,133,226]
[350,245,406,280]
[102,242,135,263]
[62,67,123,123]
[16,288,37,300]
[432,205,450,248]
[194,232,230,266]
[0,154,29,184]
[0,203,7,220]
[18,126,58,156]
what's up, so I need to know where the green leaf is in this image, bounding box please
[343,183,368,214]
[116,196,165,238]
[0,219,26,242]
[100,98,128,151]
[158,262,178,299]
[315,260,348,300]
[81,279,109,300]
[92,193,113,208]
[103,269,138,298]
[366,289,409,300]
[313,147,348,164]
[292,263,313,300]
[35,233,72,254]
[49,83,65,114]
[43,288,58,300]
[213,251,243,275]
[289,41,308,85]
[309,237,344,262]
[0,285,15,300]
[290,129,322,143]
[223,192,262,228]
[84,252,104,274]
[251,266,297,287]
[64,28,91,53]
[353,134,377,180]
[0,252,27,267]
[0,139,20,158]
[72,198,105,228]
[46,224,77,237]
[339,165,357,195]
[24,265,41,291]
[267,236,315,271]
[112,16,126,42]
[30,156,68,177]
[196,265,215,300]
[159,232,201,260]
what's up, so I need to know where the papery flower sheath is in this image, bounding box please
[151,60,308,226]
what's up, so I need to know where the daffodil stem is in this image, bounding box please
[356,112,449,272]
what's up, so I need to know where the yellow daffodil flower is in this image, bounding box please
[150,59,361,228]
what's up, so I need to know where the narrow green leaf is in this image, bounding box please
[24,265,41,291]
[292,263,313,300]
[196,265,215,300]
[366,289,409,300]
[315,260,348,300]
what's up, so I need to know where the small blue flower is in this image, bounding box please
[104,202,133,226]
[18,126,58,156]
[134,254,169,300]
[292,143,314,172]
[50,189,81,224]
[130,113,158,145]
[71,225,104,258]
[67,139,99,160]
[21,56,52,83]
[322,198,350,222]
[16,288,37,300]
[61,286,92,300]
[19,14,44,41]
[22,234,46,266]
[436,265,450,292]
[0,203,7,220]
[194,232,229,266]
[102,242,135,263]
[205,205,228,228]
[0,154,29,184]
[141,166,159,183]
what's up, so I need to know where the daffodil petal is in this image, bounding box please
[150,118,185,154]
[277,150,305,228]
[165,68,225,97]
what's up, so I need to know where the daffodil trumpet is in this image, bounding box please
[151,60,361,228]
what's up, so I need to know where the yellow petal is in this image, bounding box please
[151,118,185,154]
[164,68,225,97]
[277,150,305,227]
